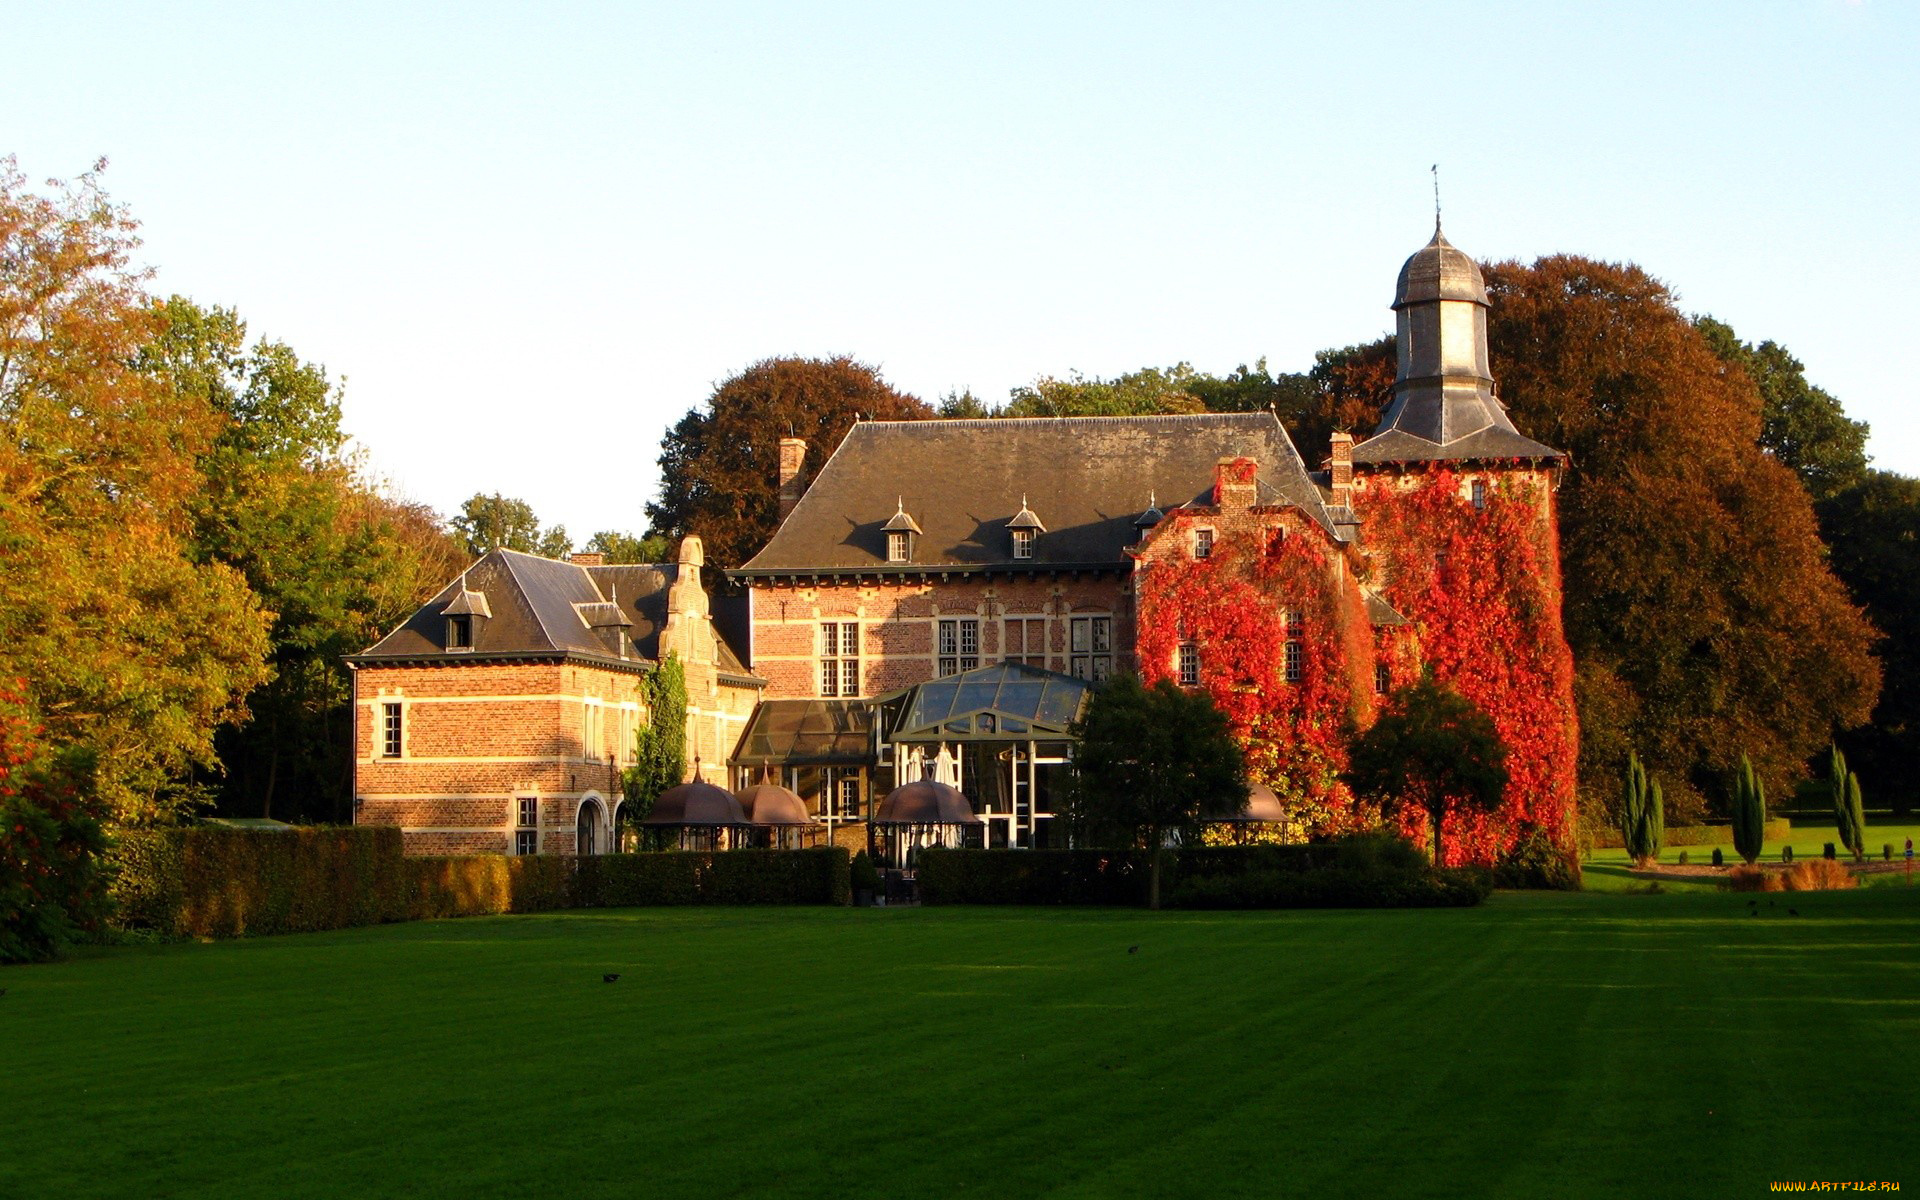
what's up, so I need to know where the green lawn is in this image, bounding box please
[4,890,1917,1199]
[1583,821,1920,893]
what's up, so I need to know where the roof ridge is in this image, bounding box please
[857,412,1273,430]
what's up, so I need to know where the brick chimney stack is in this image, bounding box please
[568,552,605,567]
[1328,432,1354,509]
[777,437,808,520]
[1214,456,1258,510]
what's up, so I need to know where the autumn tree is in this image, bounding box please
[0,159,271,823]
[1480,256,1878,816]
[453,492,571,559]
[647,356,931,574]
[1001,364,1208,417]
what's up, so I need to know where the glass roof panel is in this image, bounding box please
[890,662,1091,740]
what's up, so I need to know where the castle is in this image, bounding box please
[350,226,1580,864]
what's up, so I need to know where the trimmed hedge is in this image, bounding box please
[1590,818,1790,850]
[918,836,1485,908]
[110,827,411,939]
[108,831,852,938]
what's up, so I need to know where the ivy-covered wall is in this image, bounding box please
[1353,465,1580,863]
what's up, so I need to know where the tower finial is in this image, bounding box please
[1431,163,1441,233]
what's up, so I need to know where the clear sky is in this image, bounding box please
[6,1,1913,539]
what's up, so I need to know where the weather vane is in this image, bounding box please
[1432,163,1442,231]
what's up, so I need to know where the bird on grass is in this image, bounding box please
[1127,945,1139,955]
[1788,909,1799,917]
[603,973,621,983]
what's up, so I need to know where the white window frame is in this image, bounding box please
[887,531,909,563]
[821,621,860,697]
[581,700,604,761]
[1471,479,1487,511]
[514,796,540,856]
[1069,615,1113,681]
[1283,609,1305,684]
[1194,527,1215,560]
[1012,528,1035,560]
[938,618,980,677]
[1177,640,1200,687]
[380,701,404,759]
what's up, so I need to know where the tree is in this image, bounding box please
[1829,745,1866,862]
[582,529,672,564]
[1696,317,1868,501]
[1478,256,1879,817]
[1002,364,1208,417]
[620,653,686,848]
[0,685,106,963]
[1345,678,1509,866]
[1063,673,1248,909]
[0,158,271,824]
[1619,750,1664,866]
[647,356,931,575]
[1817,470,1920,815]
[1732,753,1766,866]
[453,492,570,559]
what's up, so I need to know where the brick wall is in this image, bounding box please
[748,574,1133,700]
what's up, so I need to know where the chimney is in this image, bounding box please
[777,437,808,520]
[1213,456,1258,511]
[1328,433,1354,509]
[568,552,605,567]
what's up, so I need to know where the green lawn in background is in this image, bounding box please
[4,889,1917,1199]
[1583,819,1920,893]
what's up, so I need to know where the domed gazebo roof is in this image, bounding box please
[1394,225,1489,309]
[874,780,981,825]
[643,780,748,826]
[1222,782,1287,823]
[734,782,813,826]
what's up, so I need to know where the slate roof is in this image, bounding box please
[734,413,1338,576]
[1349,422,1565,465]
[350,549,754,678]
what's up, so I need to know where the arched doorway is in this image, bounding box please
[576,795,606,857]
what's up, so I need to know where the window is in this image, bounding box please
[515,797,539,856]
[618,706,637,765]
[938,618,979,676]
[1070,616,1113,681]
[887,530,910,563]
[581,702,603,760]
[381,702,402,758]
[1471,479,1487,511]
[446,614,472,650]
[1012,528,1035,560]
[1177,640,1200,686]
[1266,527,1287,557]
[1005,617,1047,667]
[821,622,860,697]
[837,775,861,820]
[1283,610,1305,684]
[1375,663,1392,695]
[1194,528,1215,560]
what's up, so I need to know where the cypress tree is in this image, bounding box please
[1732,754,1766,866]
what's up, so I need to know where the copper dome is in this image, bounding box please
[1393,225,1489,309]
[642,780,748,825]
[734,783,813,826]
[874,780,981,825]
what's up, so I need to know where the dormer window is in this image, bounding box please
[1009,496,1045,562]
[882,498,922,564]
[446,614,473,650]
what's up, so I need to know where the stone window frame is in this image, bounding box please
[938,617,980,677]
[380,700,405,759]
[514,795,540,856]
[1194,527,1215,560]
[820,621,860,697]
[1069,615,1113,681]
[1004,615,1047,667]
[1176,640,1200,687]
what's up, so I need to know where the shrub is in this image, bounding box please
[2,746,108,963]
[1590,819,1789,849]
[573,853,702,908]
[850,850,882,895]
[1782,858,1856,891]
[702,849,849,906]
[1724,865,1778,892]
[110,827,411,938]
[917,848,1149,906]
[1493,825,1581,890]
[1619,751,1663,865]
